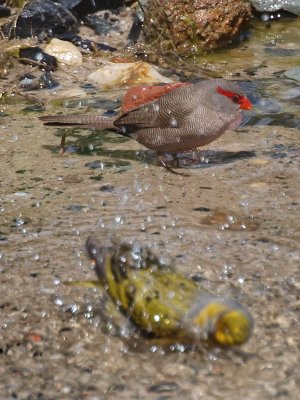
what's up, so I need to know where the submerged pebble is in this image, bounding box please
[283,67,300,82]
[202,209,260,231]
[147,382,179,393]
[85,160,131,170]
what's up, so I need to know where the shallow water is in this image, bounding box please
[0,15,300,400]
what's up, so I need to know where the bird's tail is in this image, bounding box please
[85,236,116,284]
[40,114,116,130]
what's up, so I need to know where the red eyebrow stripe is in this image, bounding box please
[217,86,237,98]
[217,86,252,110]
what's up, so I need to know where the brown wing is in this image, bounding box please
[114,83,201,130]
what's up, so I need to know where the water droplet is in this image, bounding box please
[70,304,79,314]
[62,386,71,394]
[240,200,249,207]
[15,218,24,227]
[167,291,175,299]
[114,216,123,225]
[140,224,146,231]
[222,264,232,275]
[169,116,178,127]
[54,298,63,306]
[227,215,235,224]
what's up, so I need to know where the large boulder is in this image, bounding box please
[142,0,253,56]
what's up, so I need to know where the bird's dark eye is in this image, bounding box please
[232,95,240,103]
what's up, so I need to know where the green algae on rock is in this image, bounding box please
[142,0,253,56]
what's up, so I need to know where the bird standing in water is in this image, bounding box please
[84,236,253,348]
[40,79,252,165]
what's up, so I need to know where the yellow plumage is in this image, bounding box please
[85,236,253,347]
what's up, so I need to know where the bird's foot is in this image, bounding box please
[178,150,209,166]
[157,154,189,176]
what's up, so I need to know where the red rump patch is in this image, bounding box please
[121,82,191,113]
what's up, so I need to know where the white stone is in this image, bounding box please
[45,38,83,66]
[88,62,172,89]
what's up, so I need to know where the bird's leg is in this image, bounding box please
[59,130,68,155]
[156,153,189,176]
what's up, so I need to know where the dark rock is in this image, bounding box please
[2,0,78,39]
[99,185,115,192]
[19,47,58,71]
[127,12,143,45]
[84,14,120,35]
[53,32,117,52]
[0,5,11,18]
[56,0,82,10]
[96,42,118,52]
[53,32,95,51]
[20,72,59,91]
[38,73,59,89]
[55,0,131,20]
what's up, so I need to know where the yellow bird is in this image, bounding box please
[84,236,253,347]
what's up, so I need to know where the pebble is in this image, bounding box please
[99,185,115,192]
[45,38,83,66]
[248,158,269,165]
[64,174,83,183]
[147,382,179,393]
[88,62,172,89]
[248,181,269,189]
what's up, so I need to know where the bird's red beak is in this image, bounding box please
[239,96,252,111]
